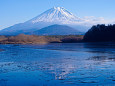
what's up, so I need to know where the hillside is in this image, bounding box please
[31,24,82,35]
[84,24,115,42]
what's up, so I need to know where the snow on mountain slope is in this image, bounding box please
[27,7,108,26]
[27,7,83,24]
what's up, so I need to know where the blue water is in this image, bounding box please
[0,43,115,86]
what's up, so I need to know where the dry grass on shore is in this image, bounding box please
[0,34,84,44]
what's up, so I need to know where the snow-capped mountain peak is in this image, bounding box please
[28,7,82,24]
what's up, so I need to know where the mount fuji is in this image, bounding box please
[0,7,107,35]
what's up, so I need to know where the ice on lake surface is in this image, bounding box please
[0,43,115,86]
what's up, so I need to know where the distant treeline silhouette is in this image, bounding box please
[84,24,115,42]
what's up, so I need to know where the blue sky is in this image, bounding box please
[0,0,115,30]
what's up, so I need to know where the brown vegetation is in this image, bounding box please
[0,34,83,44]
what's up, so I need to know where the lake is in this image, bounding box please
[0,43,115,86]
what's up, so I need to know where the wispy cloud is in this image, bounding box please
[82,16,114,25]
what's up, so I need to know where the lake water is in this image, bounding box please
[0,43,115,86]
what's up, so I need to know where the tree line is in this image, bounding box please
[84,24,115,42]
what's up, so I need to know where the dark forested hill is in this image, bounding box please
[84,24,115,42]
